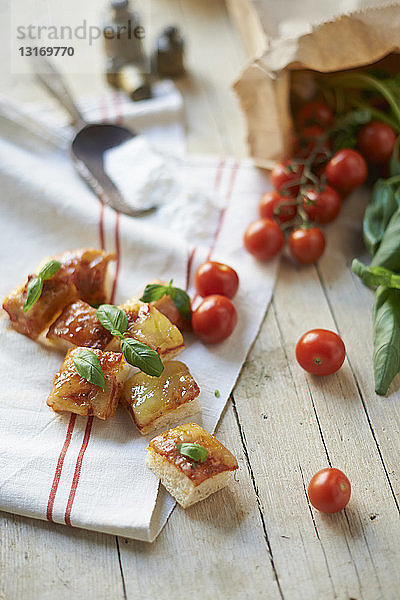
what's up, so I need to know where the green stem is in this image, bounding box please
[352,100,400,132]
[322,73,400,128]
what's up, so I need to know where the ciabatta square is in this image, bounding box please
[47,300,112,351]
[107,299,185,361]
[47,347,129,420]
[122,361,200,435]
[2,248,115,340]
[145,423,238,508]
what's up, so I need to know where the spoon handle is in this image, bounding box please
[30,56,86,129]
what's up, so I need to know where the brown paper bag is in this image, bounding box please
[228,2,400,167]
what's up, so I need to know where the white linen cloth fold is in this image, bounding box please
[0,84,278,541]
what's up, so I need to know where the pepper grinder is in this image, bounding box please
[154,26,185,78]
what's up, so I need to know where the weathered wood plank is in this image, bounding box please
[233,187,400,599]
[0,513,124,600]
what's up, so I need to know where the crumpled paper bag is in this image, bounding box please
[227,2,400,165]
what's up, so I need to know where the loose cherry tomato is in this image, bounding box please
[192,295,237,344]
[296,328,345,375]
[296,100,334,129]
[259,190,297,223]
[194,261,239,299]
[302,185,342,224]
[289,227,325,264]
[244,218,284,261]
[308,468,351,513]
[270,160,304,196]
[357,120,397,165]
[325,149,367,193]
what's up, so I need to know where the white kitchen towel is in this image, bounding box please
[0,87,278,541]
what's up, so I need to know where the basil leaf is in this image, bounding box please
[352,259,400,289]
[140,283,169,303]
[140,281,192,319]
[120,338,164,377]
[96,304,127,336]
[22,277,43,313]
[363,180,400,256]
[170,287,191,319]
[73,349,105,391]
[177,443,208,463]
[38,259,61,281]
[373,286,400,395]
[390,136,400,176]
[371,205,400,271]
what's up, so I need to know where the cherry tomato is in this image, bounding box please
[194,261,239,299]
[325,149,367,193]
[308,468,351,513]
[296,328,345,375]
[192,295,237,344]
[289,227,325,264]
[295,125,332,161]
[244,218,285,261]
[270,160,304,196]
[302,185,342,224]
[259,190,297,223]
[357,120,397,165]
[296,100,334,129]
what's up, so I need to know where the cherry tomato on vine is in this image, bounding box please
[357,120,397,165]
[270,160,304,196]
[289,227,325,264]
[244,218,284,261]
[308,468,351,513]
[325,149,367,193]
[194,261,239,299]
[192,295,237,344]
[295,125,332,161]
[259,190,297,223]
[302,185,342,224]
[296,100,334,129]
[296,328,345,375]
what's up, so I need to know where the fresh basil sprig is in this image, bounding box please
[352,259,400,290]
[353,173,400,395]
[373,287,400,396]
[73,349,105,391]
[177,443,208,464]
[140,280,191,319]
[96,304,164,377]
[23,259,61,313]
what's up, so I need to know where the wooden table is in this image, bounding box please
[1,1,399,599]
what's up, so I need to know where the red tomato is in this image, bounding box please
[289,227,325,264]
[325,149,367,193]
[295,125,332,161]
[194,261,239,299]
[192,295,237,344]
[302,185,342,224]
[270,160,304,196]
[308,468,351,513]
[296,101,334,129]
[357,120,397,165]
[244,218,285,261]
[296,328,345,375]
[258,190,297,223]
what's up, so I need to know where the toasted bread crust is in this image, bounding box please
[148,423,238,486]
[47,347,129,420]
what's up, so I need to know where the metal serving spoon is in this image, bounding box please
[31,56,153,216]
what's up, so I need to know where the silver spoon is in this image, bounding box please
[31,56,154,216]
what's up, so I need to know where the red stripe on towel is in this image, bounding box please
[206,159,239,260]
[110,212,121,304]
[64,416,94,526]
[46,414,77,522]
